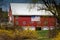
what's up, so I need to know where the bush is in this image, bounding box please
[53,32,60,40]
[18,30,38,39]
[0,29,15,40]
[0,29,39,40]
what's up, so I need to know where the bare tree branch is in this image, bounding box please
[42,0,57,16]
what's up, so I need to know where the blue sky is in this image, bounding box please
[2,0,32,12]
[0,0,3,8]
[1,0,60,12]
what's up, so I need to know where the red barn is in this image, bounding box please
[8,3,56,30]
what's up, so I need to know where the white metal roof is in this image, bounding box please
[10,3,53,16]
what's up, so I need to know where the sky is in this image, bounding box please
[0,0,60,12]
[2,0,32,12]
[0,0,3,8]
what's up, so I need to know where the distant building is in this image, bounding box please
[8,3,56,30]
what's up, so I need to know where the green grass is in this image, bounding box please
[37,30,49,37]
[37,30,52,40]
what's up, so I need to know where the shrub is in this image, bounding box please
[15,30,39,39]
[0,29,15,40]
[53,32,60,40]
[0,29,39,40]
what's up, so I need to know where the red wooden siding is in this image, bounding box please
[14,16,56,27]
[18,17,31,26]
[40,17,56,27]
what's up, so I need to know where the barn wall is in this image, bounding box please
[13,16,56,27]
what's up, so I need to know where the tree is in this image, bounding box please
[42,0,60,24]
[31,0,60,25]
[31,0,60,38]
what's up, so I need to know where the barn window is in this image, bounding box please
[29,27,35,30]
[42,26,49,30]
[31,16,40,21]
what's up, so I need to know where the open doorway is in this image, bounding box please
[36,27,41,30]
